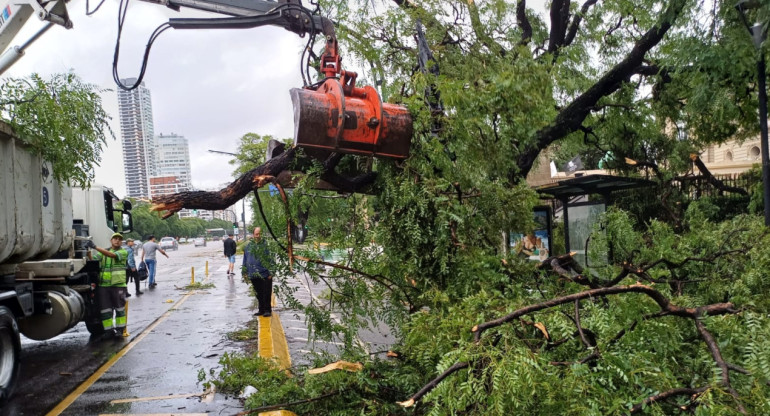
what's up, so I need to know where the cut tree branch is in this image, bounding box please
[694,319,746,413]
[235,391,340,415]
[152,147,297,218]
[629,386,709,414]
[471,284,736,342]
[398,362,469,407]
[690,154,749,195]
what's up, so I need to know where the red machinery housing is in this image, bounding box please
[291,32,412,160]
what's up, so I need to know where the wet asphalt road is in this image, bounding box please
[276,265,395,366]
[3,241,255,416]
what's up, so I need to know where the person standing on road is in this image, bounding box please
[86,232,128,338]
[242,227,274,317]
[224,233,237,277]
[125,238,143,297]
[141,235,169,289]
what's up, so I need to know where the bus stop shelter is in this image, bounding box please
[536,174,655,266]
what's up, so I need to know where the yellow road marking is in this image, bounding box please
[257,294,291,370]
[258,315,274,358]
[271,312,291,370]
[47,276,210,416]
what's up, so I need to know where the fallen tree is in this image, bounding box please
[159,1,770,414]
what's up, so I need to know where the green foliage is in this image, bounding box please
[226,328,257,341]
[125,200,235,240]
[0,73,114,187]
[232,132,292,177]
[205,353,423,415]
[182,282,215,290]
[206,1,770,414]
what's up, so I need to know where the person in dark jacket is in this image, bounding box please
[125,238,143,296]
[242,227,274,317]
[223,233,237,276]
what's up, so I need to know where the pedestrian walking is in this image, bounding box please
[141,235,169,288]
[223,233,237,277]
[242,227,274,317]
[86,232,129,338]
[125,238,143,296]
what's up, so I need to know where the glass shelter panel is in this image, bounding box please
[567,203,606,267]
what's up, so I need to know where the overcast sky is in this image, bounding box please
[3,0,309,198]
[4,0,550,208]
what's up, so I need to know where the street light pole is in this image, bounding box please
[208,149,248,239]
[758,49,770,226]
[736,1,770,226]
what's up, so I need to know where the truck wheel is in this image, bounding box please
[0,306,21,406]
[85,321,105,336]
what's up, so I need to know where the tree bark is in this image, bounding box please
[151,147,377,218]
[471,283,736,342]
[152,147,297,218]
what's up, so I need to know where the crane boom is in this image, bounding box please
[142,0,329,33]
[0,0,70,75]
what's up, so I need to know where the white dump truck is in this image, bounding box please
[0,122,132,403]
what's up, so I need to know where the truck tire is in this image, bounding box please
[86,320,105,336]
[85,299,105,336]
[0,306,21,406]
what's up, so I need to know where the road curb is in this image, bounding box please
[257,294,292,370]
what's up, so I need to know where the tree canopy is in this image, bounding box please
[0,73,114,188]
[125,200,235,241]
[160,1,770,414]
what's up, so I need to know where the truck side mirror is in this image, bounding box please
[122,212,133,233]
[123,200,133,211]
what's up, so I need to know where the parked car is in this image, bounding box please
[193,237,206,247]
[160,237,178,251]
[179,237,187,243]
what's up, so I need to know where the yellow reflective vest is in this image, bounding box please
[94,248,128,287]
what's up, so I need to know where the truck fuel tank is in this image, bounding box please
[17,287,84,340]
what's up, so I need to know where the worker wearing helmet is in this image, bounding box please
[86,232,129,338]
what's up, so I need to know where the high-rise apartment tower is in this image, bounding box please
[117,78,156,199]
[154,133,192,189]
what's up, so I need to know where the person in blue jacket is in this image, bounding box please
[242,227,274,317]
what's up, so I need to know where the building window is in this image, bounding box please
[676,121,689,141]
[725,151,733,161]
[749,146,761,161]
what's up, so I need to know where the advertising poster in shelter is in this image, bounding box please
[511,207,552,261]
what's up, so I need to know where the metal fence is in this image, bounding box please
[675,173,756,200]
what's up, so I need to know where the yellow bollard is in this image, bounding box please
[191,267,195,285]
[205,260,209,276]
[122,299,130,337]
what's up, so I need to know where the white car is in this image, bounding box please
[160,237,178,251]
[193,237,206,247]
